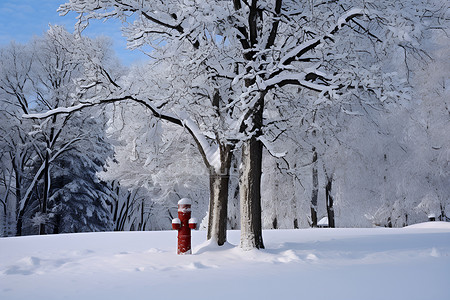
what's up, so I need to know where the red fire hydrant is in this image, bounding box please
[172,198,197,254]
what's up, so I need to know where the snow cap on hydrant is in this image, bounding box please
[178,198,192,205]
[172,198,197,254]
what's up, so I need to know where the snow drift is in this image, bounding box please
[1,223,449,300]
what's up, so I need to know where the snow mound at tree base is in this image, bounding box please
[404,221,450,229]
[1,228,449,300]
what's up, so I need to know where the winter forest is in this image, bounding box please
[0,0,448,249]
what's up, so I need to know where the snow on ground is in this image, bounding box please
[1,222,449,300]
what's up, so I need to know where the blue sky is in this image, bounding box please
[0,0,147,65]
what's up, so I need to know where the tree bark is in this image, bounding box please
[239,93,265,250]
[14,162,29,237]
[325,176,335,228]
[39,152,50,235]
[16,211,24,236]
[237,0,267,246]
[239,136,264,250]
[52,214,61,234]
[311,147,318,227]
[207,144,233,246]
[1,201,6,237]
[440,204,446,221]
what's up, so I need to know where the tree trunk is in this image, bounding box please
[239,136,264,250]
[139,199,144,231]
[14,163,28,236]
[207,144,233,246]
[1,201,6,237]
[13,163,23,236]
[52,214,61,234]
[112,194,119,229]
[39,152,50,235]
[311,147,318,227]
[16,209,24,236]
[440,204,446,221]
[325,176,335,228]
[239,92,265,250]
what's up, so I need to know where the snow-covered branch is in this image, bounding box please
[279,8,365,66]
[18,135,82,212]
[23,103,91,119]
[24,95,221,171]
[264,73,338,93]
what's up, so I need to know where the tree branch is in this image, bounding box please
[266,0,283,50]
[279,8,365,66]
[23,95,218,170]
